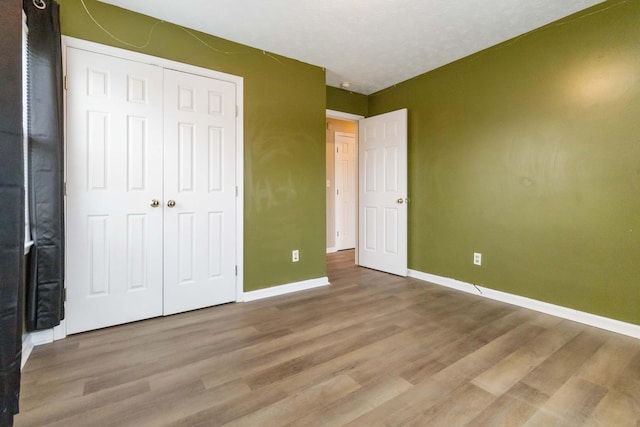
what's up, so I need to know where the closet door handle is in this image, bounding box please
[167,200,176,208]
[150,199,160,208]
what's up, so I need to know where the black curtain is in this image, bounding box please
[0,0,26,424]
[24,0,65,332]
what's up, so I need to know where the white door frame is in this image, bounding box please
[61,36,244,338]
[326,110,365,121]
[326,110,364,264]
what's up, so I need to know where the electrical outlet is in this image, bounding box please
[473,252,482,266]
[292,250,299,262]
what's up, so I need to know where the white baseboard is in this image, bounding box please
[21,330,50,370]
[21,335,33,370]
[242,276,330,302]
[326,247,337,254]
[408,269,640,340]
[21,322,66,370]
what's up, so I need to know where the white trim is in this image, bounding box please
[326,109,364,121]
[21,321,67,369]
[53,321,66,341]
[326,247,337,254]
[24,240,34,256]
[21,335,33,370]
[242,277,330,302]
[63,37,243,86]
[234,68,245,304]
[61,37,245,334]
[21,329,52,370]
[26,329,55,347]
[408,269,640,340]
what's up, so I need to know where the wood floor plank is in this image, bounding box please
[17,379,84,413]
[401,309,540,385]
[117,379,252,427]
[151,305,411,393]
[405,383,496,426]
[23,379,202,427]
[13,380,151,426]
[586,350,640,426]
[346,325,447,386]
[345,377,461,426]
[464,393,539,427]
[83,327,290,395]
[223,375,360,426]
[586,388,640,427]
[27,324,270,390]
[285,375,413,427]
[522,410,567,427]
[504,382,552,411]
[529,376,608,425]
[429,321,545,391]
[14,249,640,426]
[576,335,640,388]
[472,320,582,396]
[244,324,402,390]
[521,330,606,396]
[163,381,289,427]
[228,324,428,400]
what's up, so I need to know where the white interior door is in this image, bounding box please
[335,132,356,250]
[66,48,164,334]
[358,109,408,276]
[162,69,237,315]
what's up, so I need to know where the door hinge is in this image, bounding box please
[64,181,67,196]
[336,189,339,196]
[235,186,238,197]
[337,231,340,237]
[235,106,238,117]
[64,75,68,91]
[63,288,67,302]
[235,265,238,276]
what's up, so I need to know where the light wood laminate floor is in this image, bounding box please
[15,250,640,426]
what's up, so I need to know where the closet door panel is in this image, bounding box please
[163,69,237,315]
[66,48,164,334]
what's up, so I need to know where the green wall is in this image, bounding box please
[326,86,368,117]
[58,0,327,292]
[369,0,640,325]
[58,0,640,325]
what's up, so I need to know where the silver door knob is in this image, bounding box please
[396,198,405,204]
[167,200,176,208]
[150,199,160,208]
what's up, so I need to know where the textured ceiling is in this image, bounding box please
[98,0,604,95]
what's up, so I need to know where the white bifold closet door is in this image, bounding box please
[162,69,237,315]
[66,48,237,334]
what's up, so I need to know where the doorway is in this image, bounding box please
[326,110,362,259]
[326,108,408,276]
